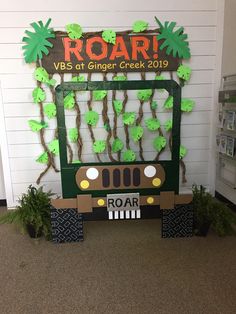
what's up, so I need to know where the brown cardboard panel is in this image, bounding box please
[75,164,165,191]
[77,194,93,213]
[175,194,193,205]
[51,198,76,209]
[160,191,175,209]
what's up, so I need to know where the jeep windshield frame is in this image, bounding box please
[55,80,181,198]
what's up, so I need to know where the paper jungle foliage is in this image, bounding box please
[22,17,193,184]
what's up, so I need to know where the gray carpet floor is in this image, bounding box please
[0,207,236,314]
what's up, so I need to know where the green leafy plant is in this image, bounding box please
[181,99,195,112]
[69,128,78,142]
[130,126,144,142]
[85,110,99,126]
[137,89,152,101]
[32,87,46,103]
[64,92,75,109]
[93,90,107,101]
[153,136,166,152]
[44,103,56,119]
[122,112,136,125]
[155,17,191,59]
[66,23,83,39]
[28,120,48,132]
[93,140,106,153]
[34,67,56,86]
[0,185,53,239]
[22,19,55,63]
[145,118,160,131]
[102,29,116,44]
[192,184,236,236]
[123,150,136,162]
[112,138,124,153]
[132,20,149,32]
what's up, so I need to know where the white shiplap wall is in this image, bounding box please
[0,0,223,207]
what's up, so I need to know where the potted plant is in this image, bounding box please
[192,184,236,236]
[0,185,53,239]
[192,184,213,236]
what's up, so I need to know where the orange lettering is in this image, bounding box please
[110,36,130,60]
[64,38,83,61]
[131,36,150,60]
[86,37,108,61]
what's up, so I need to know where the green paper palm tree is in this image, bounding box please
[22,19,55,63]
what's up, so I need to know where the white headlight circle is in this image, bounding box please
[144,165,156,178]
[86,168,99,180]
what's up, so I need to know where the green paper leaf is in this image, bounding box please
[155,17,191,59]
[153,136,166,152]
[48,139,59,155]
[72,160,81,164]
[28,120,48,132]
[71,75,85,82]
[102,29,116,44]
[66,23,83,39]
[85,110,99,126]
[137,89,152,101]
[164,96,173,109]
[122,112,136,125]
[113,75,127,81]
[180,145,187,159]
[177,64,192,81]
[104,122,111,132]
[69,128,78,142]
[151,101,158,110]
[113,100,123,115]
[32,87,46,103]
[112,138,124,153]
[93,140,106,153]
[155,75,165,81]
[154,75,165,92]
[164,119,172,132]
[22,19,55,63]
[132,20,149,32]
[44,103,56,119]
[36,152,48,164]
[93,90,107,101]
[34,67,56,86]
[130,126,144,142]
[64,91,75,109]
[181,98,195,112]
[123,150,136,162]
[145,118,160,131]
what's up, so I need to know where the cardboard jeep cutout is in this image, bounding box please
[22,18,194,241]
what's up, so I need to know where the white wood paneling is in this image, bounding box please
[0,0,223,207]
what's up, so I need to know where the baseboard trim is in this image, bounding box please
[0,199,7,207]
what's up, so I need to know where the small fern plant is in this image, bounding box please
[0,185,53,239]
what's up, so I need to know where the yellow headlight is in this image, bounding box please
[80,180,90,189]
[152,178,161,187]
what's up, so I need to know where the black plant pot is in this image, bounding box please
[26,224,42,238]
[194,221,211,237]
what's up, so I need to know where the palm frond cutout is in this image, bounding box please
[22,18,55,63]
[155,17,191,60]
